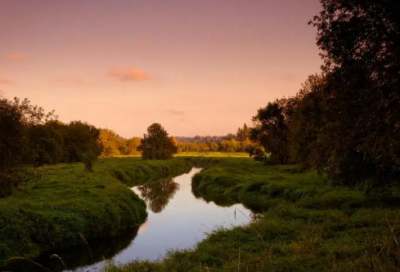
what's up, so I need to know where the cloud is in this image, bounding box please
[6,54,29,61]
[0,77,12,84]
[166,109,186,116]
[109,68,149,82]
[282,74,296,82]
[53,77,85,84]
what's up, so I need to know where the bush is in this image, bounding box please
[82,151,97,172]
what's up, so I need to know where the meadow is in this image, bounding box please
[0,157,191,263]
[103,157,400,272]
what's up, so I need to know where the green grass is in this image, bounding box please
[175,152,249,158]
[103,157,400,272]
[0,157,192,264]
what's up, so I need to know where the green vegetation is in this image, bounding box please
[138,123,178,160]
[0,157,191,264]
[0,97,103,197]
[102,157,400,271]
[175,152,249,158]
[176,124,252,153]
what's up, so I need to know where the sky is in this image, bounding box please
[0,0,322,138]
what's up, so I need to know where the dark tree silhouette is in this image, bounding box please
[308,0,400,189]
[138,123,178,160]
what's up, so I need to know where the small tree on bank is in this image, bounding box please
[138,123,178,160]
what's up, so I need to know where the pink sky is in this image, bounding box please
[0,0,322,137]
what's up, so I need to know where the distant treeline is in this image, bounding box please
[98,129,141,157]
[175,124,250,143]
[175,124,252,153]
[177,139,252,153]
[98,124,253,157]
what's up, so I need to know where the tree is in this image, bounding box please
[287,74,327,168]
[209,142,219,152]
[249,101,292,164]
[137,123,178,160]
[0,97,55,197]
[98,129,120,157]
[126,137,141,155]
[28,123,64,165]
[308,0,400,189]
[58,121,103,162]
[237,124,250,141]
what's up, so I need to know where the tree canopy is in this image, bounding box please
[248,0,400,191]
[138,123,178,160]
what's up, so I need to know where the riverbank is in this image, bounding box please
[0,157,192,264]
[103,157,400,272]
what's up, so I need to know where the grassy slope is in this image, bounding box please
[0,157,192,263]
[104,157,400,272]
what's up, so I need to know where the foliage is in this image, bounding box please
[236,123,250,141]
[98,129,141,157]
[305,0,400,188]
[249,101,292,164]
[28,123,64,165]
[0,97,56,197]
[137,123,178,160]
[82,151,97,172]
[178,139,252,153]
[245,144,267,164]
[0,95,104,197]
[247,0,400,190]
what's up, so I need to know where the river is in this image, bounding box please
[31,168,253,272]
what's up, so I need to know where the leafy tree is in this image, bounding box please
[237,123,250,141]
[308,0,400,189]
[137,123,178,160]
[287,74,327,168]
[209,142,219,152]
[58,121,103,162]
[98,129,120,157]
[249,101,291,164]
[28,123,64,165]
[0,97,55,197]
[246,144,267,163]
[125,137,141,155]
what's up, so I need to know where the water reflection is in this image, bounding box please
[137,178,179,213]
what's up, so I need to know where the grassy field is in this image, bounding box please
[103,157,400,272]
[0,157,192,264]
[175,152,249,158]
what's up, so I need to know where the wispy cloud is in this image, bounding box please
[0,77,12,84]
[53,77,85,84]
[166,109,186,116]
[109,68,149,82]
[282,74,296,82]
[6,54,29,61]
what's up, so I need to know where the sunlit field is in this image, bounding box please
[175,152,249,158]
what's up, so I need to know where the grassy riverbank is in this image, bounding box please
[103,157,400,272]
[0,157,192,264]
